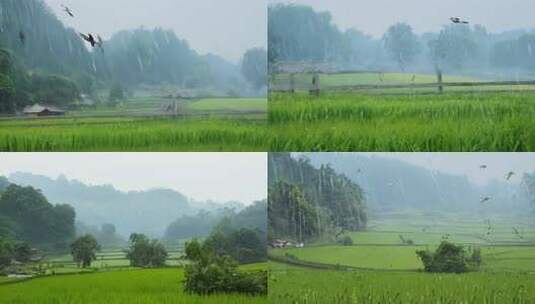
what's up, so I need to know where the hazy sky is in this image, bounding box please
[365,153,535,185]
[44,0,267,63]
[271,0,535,37]
[0,153,267,204]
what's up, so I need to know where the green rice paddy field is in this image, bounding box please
[0,97,268,152]
[0,245,267,304]
[0,265,268,304]
[269,92,535,151]
[269,212,535,303]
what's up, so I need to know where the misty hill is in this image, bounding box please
[0,0,263,114]
[7,172,243,237]
[304,153,530,215]
[164,199,267,241]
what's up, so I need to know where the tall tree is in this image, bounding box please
[71,234,100,268]
[383,23,420,70]
[241,48,267,91]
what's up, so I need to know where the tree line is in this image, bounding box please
[269,4,535,76]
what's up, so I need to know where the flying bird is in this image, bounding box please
[480,196,491,204]
[480,165,487,169]
[80,33,97,47]
[505,171,515,181]
[450,17,469,24]
[61,5,74,17]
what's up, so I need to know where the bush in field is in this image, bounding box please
[416,241,469,273]
[71,234,100,268]
[338,236,353,246]
[125,233,168,268]
[183,239,267,295]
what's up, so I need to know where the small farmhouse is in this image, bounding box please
[23,104,65,116]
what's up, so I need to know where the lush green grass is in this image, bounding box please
[0,96,267,151]
[269,92,535,151]
[269,263,535,304]
[0,117,269,151]
[0,267,267,304]
[187,98,267,113]
[273,245,535,273]
[74,97,267,117]
[269,211,535,303]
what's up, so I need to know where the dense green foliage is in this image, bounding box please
[183,240,267,296]
[0,184,75,250]
[71,234,100,268]
[269,153,367,241]
[416,241,469,273]
[125,233,168,268]
[204,226,267,264]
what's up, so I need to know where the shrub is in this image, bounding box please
[338,236,353,246]
[125,233,168,268]
[416,241,469,273]
[183,239,267,295]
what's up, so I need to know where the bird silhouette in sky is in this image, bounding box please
[61,5,74,17]
[450,17,469,24]
[80,33,97,47]
[480,196,491,204]
[505,171,515,181]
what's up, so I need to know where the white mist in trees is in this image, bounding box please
[383,23,420,70]
[241,48,267,92]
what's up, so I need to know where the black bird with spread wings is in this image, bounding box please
[450,17,469,24]
[61,4,74,17]
[80,33,97,47]
[480,196,491,204]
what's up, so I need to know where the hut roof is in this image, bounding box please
[23,104,65,114]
